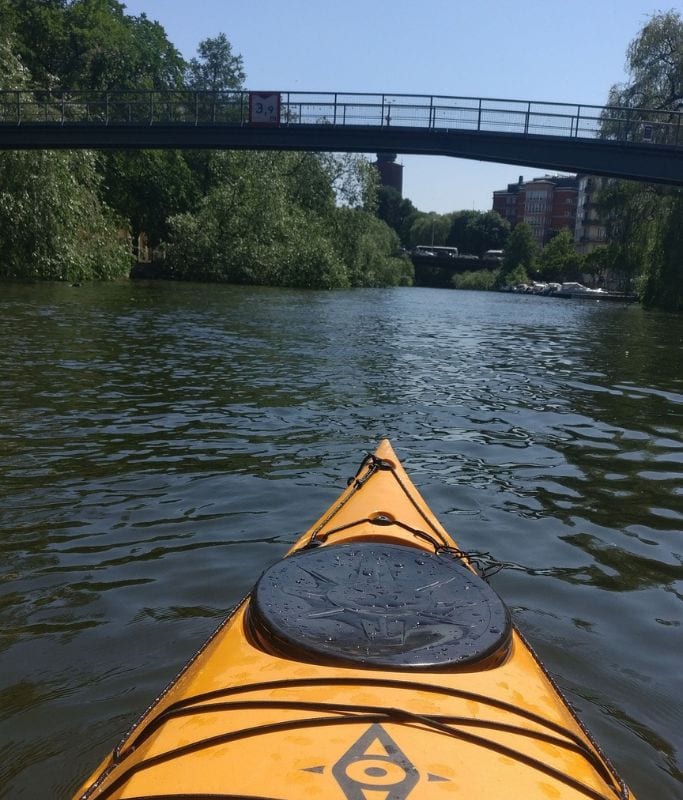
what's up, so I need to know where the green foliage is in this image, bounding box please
[539,229,584,281]
[332,207,412,287]
[0,25,27,86]
[1,5,414,288]
[451,269,499,291]
[596,10,683,309]
[318,153,379,211]
[186,33,245,91]
[500,265,530,287]
[101,150,200,243]
[498,222,536,285]
[583,246,613,285]
[164,152,411,289]
[606,10,683,112]
[285,152,336,215]
[376,185,418,246]
[0,150,130,281]
[0,20,129,282]
[641,192,683,311]
[408,212,451,247]
[8,0,185,91]
[447,210,510,255]
[596,180,663,291]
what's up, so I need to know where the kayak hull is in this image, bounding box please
[74,440,633,800]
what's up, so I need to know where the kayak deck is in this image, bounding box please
[74,440,633,800]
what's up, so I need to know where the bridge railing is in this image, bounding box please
[0,89,680,147]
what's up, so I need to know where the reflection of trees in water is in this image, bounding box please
[521,533,683,594]
[574,682,683,784]
[502,305,682,593]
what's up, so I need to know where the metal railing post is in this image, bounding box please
[477,98,482,131]
[381,94,385,128]
[333,92,337,126]
[575,105,581,137]
[429,96,434,129]
[524,101,530,135]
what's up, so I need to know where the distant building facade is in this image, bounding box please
[492,174,579,246]
[574,175,607,254]
[373,152,403,195]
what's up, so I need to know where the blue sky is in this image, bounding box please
[123,0,660,213]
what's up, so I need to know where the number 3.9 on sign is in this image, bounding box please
[249,92,281,126]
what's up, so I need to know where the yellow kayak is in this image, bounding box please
[74,440,634,800]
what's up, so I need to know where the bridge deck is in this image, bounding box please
[1,90,681,184]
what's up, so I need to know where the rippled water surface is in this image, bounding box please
[0,282,681,799]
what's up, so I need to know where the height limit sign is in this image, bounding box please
[249,92,281,126]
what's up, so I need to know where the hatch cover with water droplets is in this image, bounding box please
[248,542,511,668]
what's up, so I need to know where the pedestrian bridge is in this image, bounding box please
[1,89,681,184]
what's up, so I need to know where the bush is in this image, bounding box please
[451,269,499,290]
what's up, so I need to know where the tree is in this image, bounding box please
[164,150,411,289]
[0,23,129,281]
[446,211,478,251]
[641,190,683,310]
[186,33,245,91]
[0,149,130,281]
[333,207,412,287]
[595,180,661,292]
[376,185,418,246]
[583,246,613,287]
[126,12,186,90]
[499,222,537,285]
[539,229,583,281]
[596,11,683,309]
[7,0,185,91]
[474,210,511,254]
[318,153,379,210]
[447,209,510,255]
[409,212,451,247]
[606,10,683,112]
[5,0,68,87]
[102,150,200,243]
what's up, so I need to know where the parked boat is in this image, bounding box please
[73,440,635,800]
[552,282,638,302]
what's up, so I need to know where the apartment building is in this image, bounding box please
[492,174,579,246]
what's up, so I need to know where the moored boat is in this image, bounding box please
[73,440,635,800]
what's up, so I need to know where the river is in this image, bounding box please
[0,281,681,799]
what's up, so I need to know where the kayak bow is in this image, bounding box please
[73,440,634,800]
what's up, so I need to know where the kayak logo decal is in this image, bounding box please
[331,723,419,800]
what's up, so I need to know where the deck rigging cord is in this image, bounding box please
[85,697,627,800]
[304,452,505,579]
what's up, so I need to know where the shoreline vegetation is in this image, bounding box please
[0,2,681,310]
